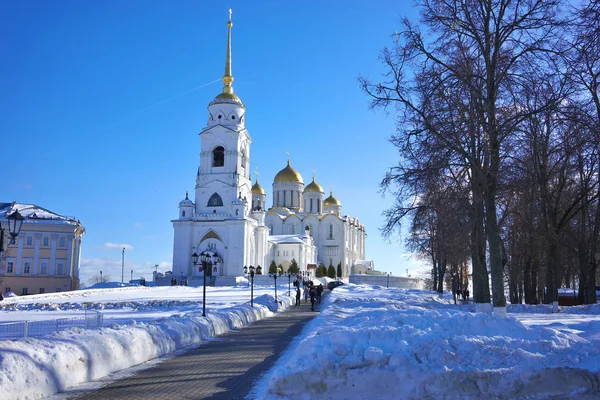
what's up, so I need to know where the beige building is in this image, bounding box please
[0,202,85,295]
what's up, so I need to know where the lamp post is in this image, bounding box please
[131,269,133,282]
[387,272,390,288]
[193,251,219,317]
[1,210,24,283]
[269,269,282,303]
[121,247,125,284]
[406,269,409,277]
[180,269,183,286]
[243,265,256,307]
[284,272,292,296]
[100,270,103,283]
[0,209,24,254]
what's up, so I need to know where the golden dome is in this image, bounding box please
[304,177,324,193]
[211,92,245,107]
[274,161,303,183]
[251,179,265,195]
[324,191,340,206]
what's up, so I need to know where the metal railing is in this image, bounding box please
[0,310,103,340]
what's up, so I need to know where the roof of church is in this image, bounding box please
[251,179,265,195]
[274,160,303,184]
[179,192,194,206]
[304,177,324,193]
[324,191,341,206]
[268,234,309,244]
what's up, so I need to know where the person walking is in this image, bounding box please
[316,284,323,304]
[295,286,301,306]
[309,285,317,311]
[304,285,309,303]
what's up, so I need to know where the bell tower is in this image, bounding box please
[195,10,252,217]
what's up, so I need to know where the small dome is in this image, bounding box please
[210,92,245,107]
[304,177,324,193]
[324,191,340,206]
[274,161,303,184]
[252,180,265,195]
[179,192,194,206]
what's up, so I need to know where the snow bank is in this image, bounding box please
[257,285,600,400]
[0,293,291,400]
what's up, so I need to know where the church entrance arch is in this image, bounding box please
[196,230,225,277]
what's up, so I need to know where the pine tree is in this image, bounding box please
[269,260,277,274]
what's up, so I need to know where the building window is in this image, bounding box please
[208,193,223,207]
[291,225,295,234]
[43,237,49,246]
[39,288,45,294]
[26,236,33,246]
[182,210,186,217]
[310,198,313,213]
[22,288,28,295]
[41,261,48,274]
[318,200,321,213]
[57,262,64,275]
[213,146,225,167]
[6,261,13,274]
[241,149,246,169]
[269,225,273,234]
[329,224,334,239]
[59,236,66,247]
[24,262,31,274]
[277,251,280,256]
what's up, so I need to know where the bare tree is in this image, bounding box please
[361,0,564,311]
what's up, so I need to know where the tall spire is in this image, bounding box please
[222,9,234,95]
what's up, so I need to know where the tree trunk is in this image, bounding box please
[471,180,490,304]
[486,189,507,308]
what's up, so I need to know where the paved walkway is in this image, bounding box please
[67,294,323,400]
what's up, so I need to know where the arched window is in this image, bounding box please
[329,224,333,239]
[310,198,313,213]
[241,149,246,169]
[213,146,225,167]
[208,193,223,207]
[182,210,186,217]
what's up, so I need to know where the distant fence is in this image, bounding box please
[350,274,426,290]
[0,310,103,340]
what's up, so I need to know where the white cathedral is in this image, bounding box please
[171,16,371,285]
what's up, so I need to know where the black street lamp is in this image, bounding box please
[180,269,183,286]
[131,269,133,283]
[100,270,103,283]
[387,272,390,288]
[284,272,292,296]
[1,210,24,253]
[243,265,256,307]
[193,251,219,317]
[269,269,282,303]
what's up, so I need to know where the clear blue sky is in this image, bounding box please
[1,1,425,285]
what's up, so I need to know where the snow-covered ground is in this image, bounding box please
[1,283,600,399]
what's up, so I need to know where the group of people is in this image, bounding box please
[293,277,324,311]
[455,288,470,301]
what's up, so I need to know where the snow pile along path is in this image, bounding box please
[259,285,600,400]
[0,294,290,400]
